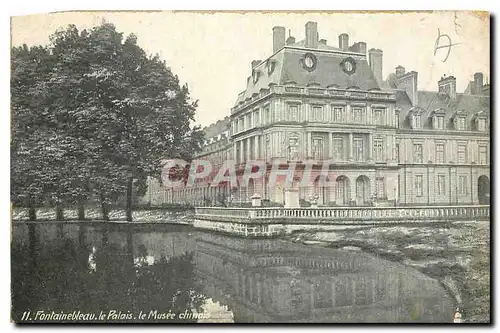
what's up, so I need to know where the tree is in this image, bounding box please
[11,23,203,221]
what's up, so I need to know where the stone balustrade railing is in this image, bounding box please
[232,85,396,113]
[195,205,490,224]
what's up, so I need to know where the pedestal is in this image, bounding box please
[284,189,300,208]
[251,193,262,207]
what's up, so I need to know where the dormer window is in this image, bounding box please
[456,117,466,130]
[409,107,425,129]
[478,118,486,131]
[436,116,444,129]
[453,110,468,131]
[252,69,261,84]
[413,114,422,129]
[474,111,487,132]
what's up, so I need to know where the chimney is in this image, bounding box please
[473,72,484,94]
[272,26,286,53]
[305,21,318,49]
[338,33,349,51]
[438,74,457,99]
[319,39,327,45]
[396,65,406,78]
[368,48,383,86]
[251,60,261,69]
[396,71,419,106]
[349,41,367,54]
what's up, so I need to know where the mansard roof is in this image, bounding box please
[396,90,490,130]
[234,47,379,106]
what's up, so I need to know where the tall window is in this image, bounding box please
[312,106,323,122]
[236,144,241,164]
[243,140,248,162]
[247,114,252,129]
[353,137,364,161]
[353,108,364,123]
[374,109,383,125]
[265,135,271,159]
[264,107,270,124]
[395,113,400,128]
[373,138,384,162]
[457,143,467,164]
[239,117,244,132]
[413,115,422,129]
[395,143,400,162]
[254,110,260,126]
[458,175,468,195]
[478,118,486,131]
[479,145,488,164]
[415,175,423,197]
[413,144,423,163]
[312,137,324,160]
[289,104,299,121]
[332,137,344,161]
[437,174,446,195]
[249,138,255,159]
[436,116,444,129]
[333,107,343,122]
[376,177,385,198]
[457,117,466,130]
[436,143,445,164]
[288,137,299,160]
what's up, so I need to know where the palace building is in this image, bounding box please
[157,21,490,207]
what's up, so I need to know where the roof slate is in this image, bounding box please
[234,47,379,106]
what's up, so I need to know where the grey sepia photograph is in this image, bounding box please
[10,10,490,324]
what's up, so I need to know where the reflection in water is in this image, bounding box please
[11,223,454,323]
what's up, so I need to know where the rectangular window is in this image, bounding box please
[436,116,444,129]
[374,109,383,125]
[373,138,384,162]
[236,144,241,164]
[436,143,445,164]
[254,110,260,126]
[413,115,422,129]
[333,107,343,122]
[395,113,400,128]
[312,106,323,122]
[458,175,468,195]
[376,177,385,198]
[243,140,248,162]
[457,143,467,164]
[479,145,488,164]
[353,137,364,161]
[289,104,299,121]
[478,118,486,131]
[239,117,244,132]
[457,117,466,130]
[288,137,299,160]
[264,107,270,124]
[413,144,423,163]
[312,137,324,160]
[332,137,344,161]
[249,139,254,160]
[437,174,446,195]
[415,175,423,197]
[396,143,400,163]
[247,114,252,129]
[353,108,364,123]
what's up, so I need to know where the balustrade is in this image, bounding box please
[195,205,489,224]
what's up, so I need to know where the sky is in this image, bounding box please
[11,11,490,127]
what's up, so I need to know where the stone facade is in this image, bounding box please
[157,22,490,207]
